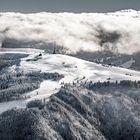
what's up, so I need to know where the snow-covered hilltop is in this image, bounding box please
[0,9,140,54]
[20,53,140,83]
[0,50,140,113]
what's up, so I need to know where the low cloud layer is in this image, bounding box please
[0,9,140,54]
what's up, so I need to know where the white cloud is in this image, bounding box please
[0,10,140,54]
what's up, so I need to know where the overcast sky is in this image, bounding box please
[0,0,140,13]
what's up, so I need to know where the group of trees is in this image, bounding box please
[0,83,39,102]
[26,71,64,81]
[88,80,140,89]
[68,76,140,89]
[57,81,140,140]
[0,53,28,71]
[27,99,45,109]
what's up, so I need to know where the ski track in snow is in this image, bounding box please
[0,49,140,114]
[121,58,135,69]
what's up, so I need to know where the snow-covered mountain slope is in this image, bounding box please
[0,50,140,114]
[20,53,140,83]
[0,78,140,140]
[0,10,140,54]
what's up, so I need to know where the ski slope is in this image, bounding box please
[0,51,140,114]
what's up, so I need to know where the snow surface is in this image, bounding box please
[20,53,140,83]
[23,80,60,101]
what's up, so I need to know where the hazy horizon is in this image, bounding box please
[0,0,140,13]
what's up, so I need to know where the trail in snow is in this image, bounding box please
[23,80,61,101]
[121,58,135,69]
[0,80,60,114]
[0,100,26,114]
